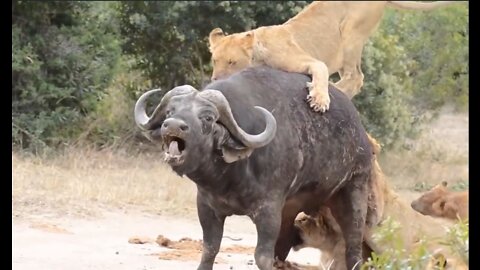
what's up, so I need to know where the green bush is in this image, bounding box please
[12,1,122,152]
[354,26,419,148]
[354,4,468,148]
[361,217,432,269]
[443,219,469,265]
[75,56,152,149]
[361,216,469,269]
[117,1,309,90]
[389,5,469,111]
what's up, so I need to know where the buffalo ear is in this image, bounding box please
[209,27,225,51]
[221,136,254,163]
[221,147,254,163]
[213,124,253,163]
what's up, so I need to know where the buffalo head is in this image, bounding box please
[134,85,277,174]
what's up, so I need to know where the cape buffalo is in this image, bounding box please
[134,66,373,270]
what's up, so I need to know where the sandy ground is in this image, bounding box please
[13,209,321,270]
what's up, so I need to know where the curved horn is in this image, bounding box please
[134,85,197,130]
[198,89,276,148]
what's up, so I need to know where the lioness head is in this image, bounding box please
[208,27,255,80]
[293,208,342,252]
[411,181,449,217]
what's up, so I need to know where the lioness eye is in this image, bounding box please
[228,60,236,66]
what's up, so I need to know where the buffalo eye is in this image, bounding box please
[205,115,213,122]
[199,114,215,134]
[199,112,215,122]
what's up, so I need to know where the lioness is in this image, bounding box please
[209,1,458,112]
[293,158,466,270]
[411,181,469,221]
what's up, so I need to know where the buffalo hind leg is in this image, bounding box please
[196,194,226,270]
[274,205,303,262]
[329,172,369,270]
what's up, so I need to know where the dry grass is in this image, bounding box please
[378,108,468,191]
[12,109,468,219]
[12,147,197,218]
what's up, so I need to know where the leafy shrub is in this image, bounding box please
[75,56,152,149]
[117,1,309,90]
[361,216,469,269]
[361,217,432,269]
[443,219,469,265]
[12,1,122,152]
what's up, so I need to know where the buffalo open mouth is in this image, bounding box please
[163,135,187,166]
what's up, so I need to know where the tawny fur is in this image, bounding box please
[411,181,469,221]
[208,1,459,112]
[293,154,467,270]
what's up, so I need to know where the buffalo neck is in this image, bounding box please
[185,154,250,195]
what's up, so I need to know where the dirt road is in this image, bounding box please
[13,209,320,270]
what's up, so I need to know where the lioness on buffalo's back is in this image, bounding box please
[209,1,458,112]
[134,66,375,270]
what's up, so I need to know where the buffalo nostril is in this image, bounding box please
[180,124,189,131]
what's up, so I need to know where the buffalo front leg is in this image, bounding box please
[328,172,369,270]
[250,202,283,270]
[196,194,226,270]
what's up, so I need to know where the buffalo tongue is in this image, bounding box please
[168,140,181,156]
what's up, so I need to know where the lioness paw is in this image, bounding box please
[306,82,330,113]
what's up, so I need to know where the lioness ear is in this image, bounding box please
[209,28,225,50]
[439,200,446,210]
[242,31,255,49]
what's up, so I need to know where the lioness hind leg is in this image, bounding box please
[335,62,364,99]
[335,5,385,98]
[334,35,365,99]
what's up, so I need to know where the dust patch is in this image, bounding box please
[148,250,208,263]
[156,235,203,251]
[29,222,72,234]
[128,236,155,244]
[155,235,224,263]
[222,245,256,254]
[131,235,315,268]
[130,234,254,263]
